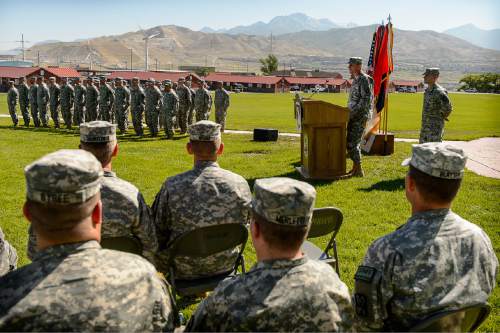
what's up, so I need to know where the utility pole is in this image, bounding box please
[16,34,30,61]
[155,58,158,71]
[37,51,40,66]
[130,48,133,70]
[270,32,273,54]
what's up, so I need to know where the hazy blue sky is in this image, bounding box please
[1,0,499,49]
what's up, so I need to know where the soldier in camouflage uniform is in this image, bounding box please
[59,78,74,129]
[155,80,164,130]
[85,78,99,122]
[28,77,39,127]
[194,80,212,121]
[0,227,17,277]
[2,149,175,331]
[73,77,86,125]
[18,77,30,126]
[347,57,373,177]
[98,76,114,122]
[354,142,498,331]
[130,77,146,136]
[214,81,230,132]
[160,80,179,139]
[153,121,252,277]
[176,77,192,134]
[419,68,453,143]
[186,177,354,332]
[145,79,162,137]
[48,77,60,128]
[115,79,131,133]
[7,81,18,127]
[186,80,196,126]
[36,77,50,127]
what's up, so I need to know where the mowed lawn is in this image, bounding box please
[1,91,498,141]
[0,115,498,330]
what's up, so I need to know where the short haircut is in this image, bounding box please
[27,193,100,234]
[409,165,462,204]
[190,139,221,156]
[80,140,116,166]
[252,211,309,252]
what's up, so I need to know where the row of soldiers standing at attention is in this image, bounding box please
[0,119,497,331]
[6,76,230,138]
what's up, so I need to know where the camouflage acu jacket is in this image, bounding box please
[354,208,498,331]
[186,257,354,332]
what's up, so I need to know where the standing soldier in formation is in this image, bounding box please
[194,80,212,121]
[59,78,74,129]
[176,77,192,134]
[186,177,354,332]
[160,80,179,139]
[214,81,230,132]
[154,80,164,130]
[18,77,30,127]
[48,77,60,128]
[130,77,146,136]
[7,81,19,127]
[346,57,373,177]
[145,79,162,137]
[1,149,175,331]
[186,80,196,126]
[354,143,498,331]
[85,78,99,122]
[419,68,453,143]
[113,79,131,133]
[98,76,114,122]
[73,77,86,125]
[36,77,50,127]
[28,77,39,127]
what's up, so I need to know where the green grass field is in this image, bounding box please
[1,91,499,140]
[0,92,498,330]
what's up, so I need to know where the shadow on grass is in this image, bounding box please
[0,124,80,138]
[358,178,405,192]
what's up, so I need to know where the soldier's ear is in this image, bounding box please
[186,142,194,155]
[217,142,224,155]
[91,199,102,226]
[23,202,32,223]
[112,143,118,157]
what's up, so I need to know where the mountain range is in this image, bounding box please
[444,24,500,51]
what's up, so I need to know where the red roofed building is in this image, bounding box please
[284,77,350,93]
[42,67,81,81]
[0,66,82,91]
[390,80,424,93]
[204,73,286,93]
[108,70,203,88]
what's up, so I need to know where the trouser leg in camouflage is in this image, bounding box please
[419,124,444,144]
[99,106,111,121]
[117,108,129,133]
[146,108,159,136]
[39,103,49,127]
[30,102,40,127]
[20,103,30,126]
[61,106,73,128]
[346,116,367,164]
[159,112,164,129]
[215,107,227,131]
[131,107,144,136]
[196,108,210,122]
[8,104,18,126]
[178,105,188,133]
[73,105,85,125]
[86,107,98,122]
[163,110,175,138]
[50,104,59,128]
[187,106,195,125]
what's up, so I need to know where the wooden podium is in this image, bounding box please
[294,96,350,180]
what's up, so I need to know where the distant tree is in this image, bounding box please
[195,67,211,77]
[458,73,500,93]
[260,54,278,75]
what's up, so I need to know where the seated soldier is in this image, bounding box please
[153,120,252,279]
[353,142,498,331]
[27,121,158,264]
[0,227,17,277]
[185,177,354,332]
[0,150,175,331]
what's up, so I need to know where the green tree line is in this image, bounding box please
[459,73,500,93]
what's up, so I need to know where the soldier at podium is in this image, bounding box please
[347,57,373,177]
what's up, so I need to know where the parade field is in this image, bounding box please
[0,104,498,329]
[1,91,500,140]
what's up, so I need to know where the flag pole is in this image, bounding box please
[384,15,393,149]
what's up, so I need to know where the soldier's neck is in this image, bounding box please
[257,247,303,262]
[411,201,451,215]
[102,162,112,172]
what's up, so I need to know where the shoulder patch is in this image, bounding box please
[355,265,376,282]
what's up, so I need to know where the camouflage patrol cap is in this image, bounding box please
[163,80,172,86]
[149,78,156,83]
[80,121,116,143]
[24,149,103,205]
[178,77,185,82]
[49,76,56,81]
[402,142,467,179]
[348,57,363,65]
[188,120,221,141]
[423,68,440,76]
[115,77,123,81]
[132,76,139,81]
[252,177,316,227]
